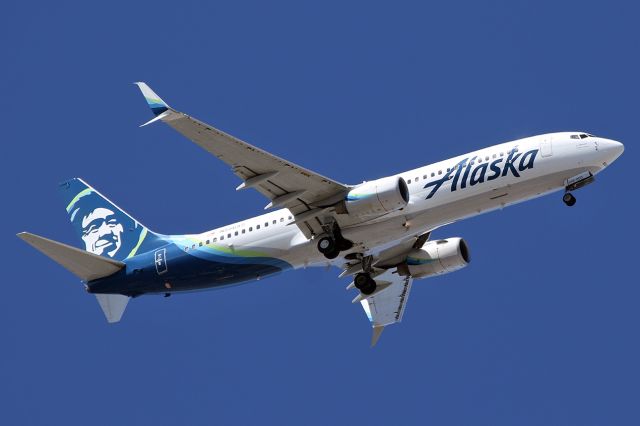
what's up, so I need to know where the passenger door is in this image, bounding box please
[540,135,553,157]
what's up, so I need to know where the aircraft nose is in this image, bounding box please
[599,138,624,164]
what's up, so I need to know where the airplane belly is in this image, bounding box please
[89,244,292,295]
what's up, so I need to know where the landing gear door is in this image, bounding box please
[540,136,553,158]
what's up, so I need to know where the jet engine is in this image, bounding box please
[341,176,409,217]
[398,237,470,279]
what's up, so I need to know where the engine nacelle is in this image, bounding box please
[398,237,470,279]
[342,176,409,217]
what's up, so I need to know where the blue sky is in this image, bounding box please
[2,1,639,424]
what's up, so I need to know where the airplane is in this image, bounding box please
[17,83,624,346]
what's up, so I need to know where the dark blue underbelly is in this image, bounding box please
[87,244,291,296]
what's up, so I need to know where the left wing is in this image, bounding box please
[350,269,414,347]
[135,82,349,237]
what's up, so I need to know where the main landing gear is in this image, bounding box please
[354,272,377,295]
[316,222,353,259]
[563,192,576,207]
[352,255,377,295]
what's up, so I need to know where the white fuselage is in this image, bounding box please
[189,132,623,271]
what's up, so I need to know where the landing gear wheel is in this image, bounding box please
[324,248,340,260]
[563,192,576,207]
[317,237,336,254]
[360,279,377,295]
[337,238,354,251]
[354,273,377,295]
[354,273,370,289]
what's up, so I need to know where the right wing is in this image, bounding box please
[352,269,413,347]
[341,230,443,346]
[135,82,350,238]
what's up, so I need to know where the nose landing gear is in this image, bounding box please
[563,192,576,207]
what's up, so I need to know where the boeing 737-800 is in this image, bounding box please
[18,83,624,345]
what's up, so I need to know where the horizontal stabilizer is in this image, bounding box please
[17,232,125,281]
[95,294,129,323]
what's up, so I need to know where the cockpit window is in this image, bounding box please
[571,133,592,139]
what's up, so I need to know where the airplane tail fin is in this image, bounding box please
[18,178,168,323]
[17,232,130,323]
[59,178,165,262]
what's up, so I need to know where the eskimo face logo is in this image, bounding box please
[80,207,124,257]
[424,147,539,199]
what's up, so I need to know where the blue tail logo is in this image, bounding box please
[59,178,164,261]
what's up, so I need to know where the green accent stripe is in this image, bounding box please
[126,228,147,259]
[66,188,92,212]
[177,236,269,258]
[146,97,165,106]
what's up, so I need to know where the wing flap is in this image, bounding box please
[135,83,349,237]
[357,269,413,346]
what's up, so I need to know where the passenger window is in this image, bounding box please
[184,247,188,251]
[257,225,260,229]
[213,238,217,242]
[415,177,419,182]
[227,233,231,238]
[265,222,268,227]
[431,172,435,177]
[220,236,224,241]
[273,220,276,225]
[199,242,203,247]
[288,216,292,220]
[423,175,427,179]
[249,227,253,232]
[280,218,284,222]
[206,240,210,245]
[242,229,245,234]
[438,170,442,175]
[500,152,504,157]
[485,156,489,161]
[407,179,411,184]
[234,231,238,236]
[192,244,196,249]
[492,154,496,159]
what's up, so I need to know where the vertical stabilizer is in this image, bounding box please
[59,178,165,261]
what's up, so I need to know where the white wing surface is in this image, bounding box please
[355,269,413,346]
[135,82,349,237]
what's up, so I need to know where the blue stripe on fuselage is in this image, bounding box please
[87,243,292,296]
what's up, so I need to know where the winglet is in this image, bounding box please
[371,326,385,347]
[134,82,170,116]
